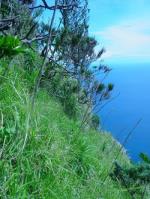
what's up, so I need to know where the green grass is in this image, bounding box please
[0,64,134,198]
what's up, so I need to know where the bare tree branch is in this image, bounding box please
[0,16,19,31]
[29,0,78,11]
[0,24,11,31]
[22,22,38,40]
[31,0,59,107]
[22,34,49,44]
[0,16,18,23]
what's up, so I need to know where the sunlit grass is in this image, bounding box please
[0,65,133,198]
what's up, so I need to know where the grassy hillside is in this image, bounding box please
[0,63,133,198]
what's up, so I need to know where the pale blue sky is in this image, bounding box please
[89,0,150,63]
[37,0,150,64]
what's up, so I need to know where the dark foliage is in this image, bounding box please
[111,154,150,198]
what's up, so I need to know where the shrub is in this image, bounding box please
[111,154,150,198]
[0,35,26,58]
[90,114,100,130]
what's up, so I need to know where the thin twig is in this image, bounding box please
[30,3,77,11]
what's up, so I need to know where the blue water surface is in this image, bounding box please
[98,64,150,162]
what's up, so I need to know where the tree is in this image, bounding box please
[0,0,38,37]
[0,0,113,123]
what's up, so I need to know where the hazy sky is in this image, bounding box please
[89,0,150,63]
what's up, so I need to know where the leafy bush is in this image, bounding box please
[41,63,80,118]
[111,154,150,198]
[0,35,26,58]
[90,114,100,130]
[21,49,42,73]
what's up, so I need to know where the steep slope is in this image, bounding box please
[0,65,131,198]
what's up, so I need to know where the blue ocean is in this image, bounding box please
[98,64,150,162]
